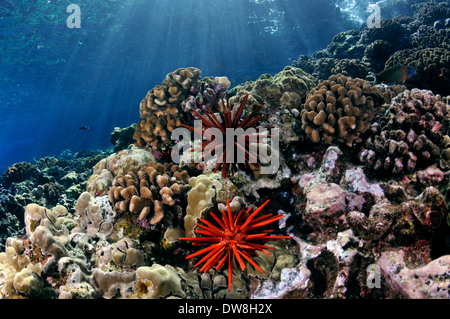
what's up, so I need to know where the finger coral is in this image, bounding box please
[359,88,450,175]
[300,74,383,146]
[134,67,202,151]
[108,161,190,226]
[179,199,290,292]
[385,48,450,95]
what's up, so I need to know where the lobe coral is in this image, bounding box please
[179,199,290,291]
[179,90,272,179]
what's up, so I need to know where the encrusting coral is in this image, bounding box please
[300,74,383,146]
[74,192,116,240]
[184,173,223,238]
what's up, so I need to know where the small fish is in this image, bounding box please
[439,68,449,78]
[375,65,416,85]
[79,126,90,130]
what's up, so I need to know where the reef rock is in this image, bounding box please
[378,249,450,299]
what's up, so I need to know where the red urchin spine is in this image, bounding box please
[179,90,273,179]
[179,199,290,291]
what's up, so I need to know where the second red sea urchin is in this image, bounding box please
[179,199,290,291]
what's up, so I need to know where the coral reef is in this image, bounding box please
[412,25,450,51]
[2,1,450,300]
[359,89,450,176]
[0,149,112,227]
[300,74,383,146]
[385,48,450,95]
[293,57,375,82]
[414,2,450,25]
[259,145,450,298]
[313,29,365,60]
[378,249,450,298]
[1,162,40,189]
[359,19,412,53]
[300,17,413,76]
[110,124,137,152]
[133,67,202,151]
[180,199,290,291]
[293,5,449,84]
[108,161,190,226]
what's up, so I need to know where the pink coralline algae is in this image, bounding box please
[378,249,450,299]
[417,166,445,186]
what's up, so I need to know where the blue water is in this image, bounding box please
[0,0,405,173]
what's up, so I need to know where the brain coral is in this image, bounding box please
[108,161,190,226]
[300,74,383,146]
[134,67,202,151]
[359,88,450,176]
[385,48,450,96]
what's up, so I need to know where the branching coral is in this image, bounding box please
[134,68,202,151]
[385,47,450,95]
[300,74,383,146]
[179,199,289,291]
[359,88,450,175]
[108,162,190,226]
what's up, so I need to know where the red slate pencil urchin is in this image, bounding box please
[179,199,290,291]
[179,90,273,179]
